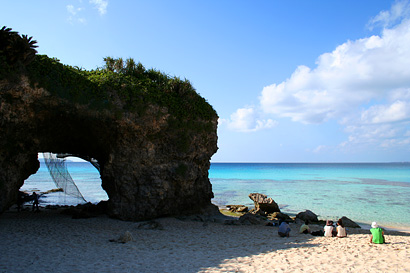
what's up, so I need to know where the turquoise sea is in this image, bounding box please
[22,162,410,230]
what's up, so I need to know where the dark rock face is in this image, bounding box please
[269,212,292,222]
[0,77,218,221]
[296,210,319,223]
[238,213,268,225]
[340,216,361,228]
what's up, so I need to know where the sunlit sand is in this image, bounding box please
[1,208,409,272]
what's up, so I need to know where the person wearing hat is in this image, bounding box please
[370,222,385,244]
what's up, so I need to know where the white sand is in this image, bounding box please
[1,208,409,273]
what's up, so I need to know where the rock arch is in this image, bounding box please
[0,60,218,221]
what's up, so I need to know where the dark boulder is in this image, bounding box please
[238,213,268,225]
[269,212,293,222]
[296,210,319,223]
[340,216,361,228]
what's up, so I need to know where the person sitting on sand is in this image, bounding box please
[299,220,311,234]
[336,218,347,238]
[370,222,385,244]
[278,220,291,237]
[324,220,335,237]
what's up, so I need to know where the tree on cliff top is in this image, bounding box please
[0,26,217,123]
[0,26,37,68]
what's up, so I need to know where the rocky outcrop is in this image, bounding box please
[269,212,292,222]
[238,213,269,225]
[340,216,361,228]
[226,205,248,213]
[0,58,218,221]
[296,210,319,223]
[248,193,280,213]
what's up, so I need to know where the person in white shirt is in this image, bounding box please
[336,218,347,238]
[324,220,335,237]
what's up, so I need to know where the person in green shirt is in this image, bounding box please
[370,222,385,244]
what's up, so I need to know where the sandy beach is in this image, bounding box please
[1,208,409,273]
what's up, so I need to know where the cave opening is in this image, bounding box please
[20,153,108,209]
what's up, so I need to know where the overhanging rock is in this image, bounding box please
[0,30,218,220]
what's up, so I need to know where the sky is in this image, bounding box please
[2,0,410,163]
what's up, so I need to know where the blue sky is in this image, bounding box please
[2,0,410,162]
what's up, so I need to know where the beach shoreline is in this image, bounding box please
[24,161,410,230]
[18,195,410,233]
[1,207,409,272]
[218,205,410,234]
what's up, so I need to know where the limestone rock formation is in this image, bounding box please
[248,193,281,214]
[226,204,248,213]
[0,27,218,221]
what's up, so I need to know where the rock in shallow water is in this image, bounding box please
[248,193,281,213]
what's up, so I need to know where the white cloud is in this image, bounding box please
[313,145,327,153]
[360,100,410,124]
[223,107,278,132]
[66,1,107,24]
[67,4,76,15]
[368,0,410,30]
[257,1,410,151]
[342,118,410,151]
[339,97,410,150]
[260,18,410,125]
[90,0,108,15]
[226,1,410,153]
[66,4,86,24]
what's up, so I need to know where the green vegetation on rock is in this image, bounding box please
[1,26,217,124]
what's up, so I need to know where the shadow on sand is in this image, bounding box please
[0,207,409,272]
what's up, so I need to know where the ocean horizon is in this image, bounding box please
[22,161,410,230]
